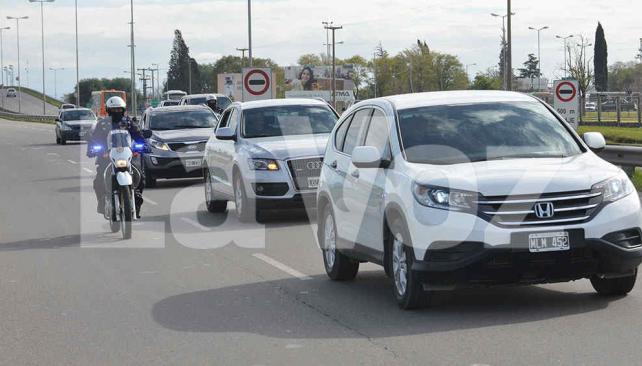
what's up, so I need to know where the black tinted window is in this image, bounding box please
[150,110,218,130]
[188,97,207,105]
[334,114,353,151]
[397,101,583,165]
[342,109,371,154]
[242,105,337,138]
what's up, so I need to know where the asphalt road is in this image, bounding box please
[2,118,642,365]
[1,87,60,116]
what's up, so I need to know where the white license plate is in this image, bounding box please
[528,232,570,253]
[79,131,86,137]
[307,177,319,188]
[184,159,201,168]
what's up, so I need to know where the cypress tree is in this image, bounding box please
[594,22,608,91]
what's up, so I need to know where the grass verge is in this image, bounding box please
[578,125,642,145]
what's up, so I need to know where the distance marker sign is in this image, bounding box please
[242,68,274,101]
[553,79,580,129]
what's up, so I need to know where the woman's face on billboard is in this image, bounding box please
[301,69,311,82]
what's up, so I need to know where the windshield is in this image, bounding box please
[109,130,132,148]
[150,110,218,130]
[188,97,207,105]
[62,110,96,121]
[397,101,583,165]
[217,96,232,110]
[242,105,337,138]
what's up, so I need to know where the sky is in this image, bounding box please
[0,0,640,100]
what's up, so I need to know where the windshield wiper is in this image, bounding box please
[485,153,568,161]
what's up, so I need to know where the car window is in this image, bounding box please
[342,108,372,155]
[217,109,233,129]
[217,96,232,110]
[334,114,354,151]
[364,109,391,159]
[228,109,239,131]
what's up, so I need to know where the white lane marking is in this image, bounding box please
[142,195,158,206]
[47,152,59,156]
[67,159,78,164]
[181,217,210,232]
[252,253,312,281]
[83,168,94,174]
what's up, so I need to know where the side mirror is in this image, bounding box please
[583,132,606,151]
[352,146,386,168]
[142,129,153,139]
[215,127,236,141]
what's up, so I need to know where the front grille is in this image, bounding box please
[168,141,206,153]
[287,157,323,191]
[476,190,603,227]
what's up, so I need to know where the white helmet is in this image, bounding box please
[106,96,127,110]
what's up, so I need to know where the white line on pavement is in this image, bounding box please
[47,152,59,156]
[181,217,210,232]
[252,253,312,281]
[67,159,78,165]
[83,168,94,174]
[142,195,159,206]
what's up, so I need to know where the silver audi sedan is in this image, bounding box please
[202,98,339,222]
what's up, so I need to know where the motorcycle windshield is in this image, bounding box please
[109,130,132,149]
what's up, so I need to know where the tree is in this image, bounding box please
[518,54,541,79]
[342,55,371,99]
[166,30,199,93]
[471,68,503,90]
[298,54,323,67]
[567,36,594,102]
[594,22,608,92]
[431,53,468,90]
[609,62,642,93]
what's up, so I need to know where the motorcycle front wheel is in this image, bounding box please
[119,186,133,240]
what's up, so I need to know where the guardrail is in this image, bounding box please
[598,145,642,168]
[0,109,55,123]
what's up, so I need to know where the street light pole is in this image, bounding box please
[556,34,574,77]
[7,16,28,114]
[491,12,515,90]
[74,0,80,107]
[506,0,512,91]
[529,25,549,91]
[465,63,477,82]
[29,0,55,114]
[49,67,63,100]
[247,0,252,67]
[129,0,137,117]
[324,23,342,108]
[0,26,9,101]
[322,21,331,64]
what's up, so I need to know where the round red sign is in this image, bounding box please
[555,81,577,103]
[244,69,271,96]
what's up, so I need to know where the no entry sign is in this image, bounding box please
[553,79,580,128]
[242,68,273,101]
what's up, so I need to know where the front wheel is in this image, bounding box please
[591,269,637,296]
[389,218,430,309]
[119,187,133,240]
[321,206,359,281]
[233,174,254,222]
[204,169,227,213]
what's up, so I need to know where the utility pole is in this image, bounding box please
[491,12,515,90]
[74,0,80,107]
[236,47,249,66]
[322,21,331,64]
[187,58,192,94]
[128,0,137,117]
[0,26,9,107]
[247,0,253,67]
[49,67,63,100]
[637,38,642,63]
[506,0,512,91]
[7,16,29,114]
[147,67,155,102]
[324,23,342,108]
[372,50,377,98]
[137,68,148,103]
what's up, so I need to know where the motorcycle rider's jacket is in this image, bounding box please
[86,115,144,160]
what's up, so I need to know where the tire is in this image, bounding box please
[388,218,430,309]
[144,168,156,188]
[233,173,254,223]
[320,205,359,281]
[120,187,133,240]
[204,169,227,213]
[110,220,121,233]
[55,130,61,144]
[591,269,637,296]
[60,137,67,145]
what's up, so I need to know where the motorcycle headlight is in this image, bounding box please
[591,173,634,203]
[248,158,279,171]
[412,183,475,211]
[115,159,129,168]
[149,138,170,151]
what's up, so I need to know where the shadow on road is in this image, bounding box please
[0,234,83,251]
[152,272,616,338]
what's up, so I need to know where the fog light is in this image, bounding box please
[151,157,159,165]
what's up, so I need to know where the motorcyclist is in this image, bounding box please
[86,96,145,219]
[205,95,222,114]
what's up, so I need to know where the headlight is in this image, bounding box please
[115,159,128,168]
[592,173,634,203]
[149,138,170,151]
[60,122,72,130]
[412,183,475,211]
[248,158,279,171]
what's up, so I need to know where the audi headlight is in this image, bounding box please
[592,173,634,203]
[149,138,170,151]
[248,158,279,171]
[412,183,475,211]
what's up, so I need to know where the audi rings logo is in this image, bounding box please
[306,161,323,170]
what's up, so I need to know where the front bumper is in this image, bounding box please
[60,129,89,141]
[144,154,204,179]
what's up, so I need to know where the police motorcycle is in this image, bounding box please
[90,128,150,239]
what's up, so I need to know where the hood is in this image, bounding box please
[242,134,330,160]
[64,120,95,127]
[152,128,212,143]
[409,152,622,196]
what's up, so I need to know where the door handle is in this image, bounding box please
[351,169,360,179]
[329,160,337,169]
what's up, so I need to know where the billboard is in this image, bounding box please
[284,65,356,104]
[217,73,243,102]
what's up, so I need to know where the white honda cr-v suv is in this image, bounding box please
[316,91,642,309]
